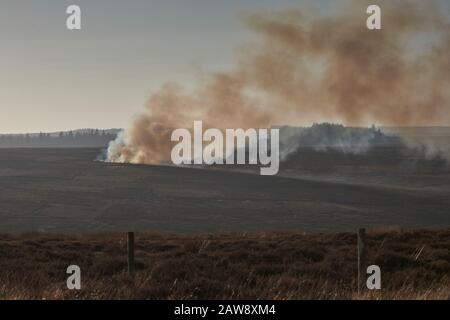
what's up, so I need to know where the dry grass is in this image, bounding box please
[0,228,449,300]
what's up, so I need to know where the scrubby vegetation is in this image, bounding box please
[0,228,448,300]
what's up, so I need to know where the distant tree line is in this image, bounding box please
[0,129,119,148]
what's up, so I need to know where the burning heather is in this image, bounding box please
[106,0,450,165]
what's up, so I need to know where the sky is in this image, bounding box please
[0,0,449,133]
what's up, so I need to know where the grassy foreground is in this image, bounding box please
[0,228,449,300]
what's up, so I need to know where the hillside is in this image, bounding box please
[0,148,449,233]
[0,129,121,148]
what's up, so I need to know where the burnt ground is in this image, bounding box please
[0,148,449,233]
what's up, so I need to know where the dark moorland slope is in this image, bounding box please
[0,148,449,232]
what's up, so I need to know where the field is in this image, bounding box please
[0,147,449,300]
[0,229,448,299]
[0,148,449,233]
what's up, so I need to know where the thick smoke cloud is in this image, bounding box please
[107,0,450,164]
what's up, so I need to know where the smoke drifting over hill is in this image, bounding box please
[107,0,450,164]
[278,124,402,160]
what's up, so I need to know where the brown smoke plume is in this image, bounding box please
[107,0,450,164]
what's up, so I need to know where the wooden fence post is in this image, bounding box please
[357,228,367,294]
[127,232,135,278]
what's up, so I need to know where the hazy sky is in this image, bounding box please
[1,0,449,133]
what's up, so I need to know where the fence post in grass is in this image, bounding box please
[127,231,135,278]
[357,228,367,294]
